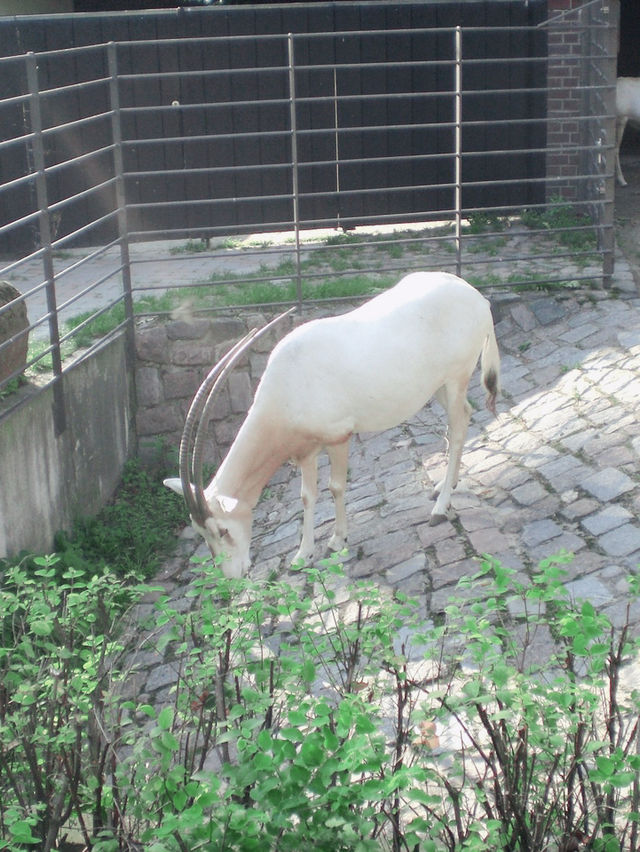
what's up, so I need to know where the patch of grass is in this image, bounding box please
[521,197,597,251]
[0,376,25,399]
[465,212,507,234]
[25,337,77,374]
[64,293,175,348]
[211,272,391,307]
[169,239,212,255]
[325,232,361,246]
[54,456,188,579]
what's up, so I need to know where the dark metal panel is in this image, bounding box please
[0,2,550,250]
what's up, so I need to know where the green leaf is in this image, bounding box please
[253,752,273,771]
[300,738,324,768]
[158,706,174,730]
[9,821,40,845]
[302,659,316,683]
[288,709,307,727]
[595,756,616,777]
[355,713,376,734]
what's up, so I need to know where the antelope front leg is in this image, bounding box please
[292,453,318,565]
[431,386,471,525]
[327,439,350,554]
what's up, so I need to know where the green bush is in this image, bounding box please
[0,554,148,850]
[1,551,639,850]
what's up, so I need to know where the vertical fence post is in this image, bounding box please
[107,43,137,387]
[26,51,66,435]
[454,26,463,279]
[333,66,341,231]
[287,33,303,310]
[599,0,618,288]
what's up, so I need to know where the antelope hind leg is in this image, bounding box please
[326,439,350,554]
[291,453,319,566]
[430,384,472,525]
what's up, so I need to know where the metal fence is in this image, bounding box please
[0,0,618,431]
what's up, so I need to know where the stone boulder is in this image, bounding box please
[0,281,29,384]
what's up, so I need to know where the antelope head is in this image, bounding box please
[164,308,295,578]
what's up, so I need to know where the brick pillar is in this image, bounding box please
[545,0,585,201]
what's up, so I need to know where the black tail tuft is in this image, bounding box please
[484,367,498,416]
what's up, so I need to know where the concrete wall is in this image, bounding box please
[0,336,133,558]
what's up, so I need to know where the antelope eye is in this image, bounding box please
[220,528,234,545]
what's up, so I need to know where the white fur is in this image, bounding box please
[615,77,640,187]
[166,271,500,577]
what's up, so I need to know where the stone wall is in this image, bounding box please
[134,311,301,464]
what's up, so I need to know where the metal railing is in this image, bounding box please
[0,1,618,430]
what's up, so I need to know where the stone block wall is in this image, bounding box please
[134,311,299,464]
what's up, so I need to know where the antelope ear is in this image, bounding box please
[215,495,239,514]
[163,478,184,496]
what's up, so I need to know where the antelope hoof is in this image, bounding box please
[429,512,448,527]
[291,547,314,568]
[327,533,347,553]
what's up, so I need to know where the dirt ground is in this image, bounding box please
[614,151,640,287]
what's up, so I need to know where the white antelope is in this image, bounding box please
[615,77,640,187]
[165,271,500,577]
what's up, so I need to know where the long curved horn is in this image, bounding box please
[180,307,296,525]
[179,329,258,523]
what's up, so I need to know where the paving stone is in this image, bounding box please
[582,505,634,536]
[580,467,635,501]
[512,480,550,507]
[467,526,512,557]
[599,524,640,558]
[386,553,426,586]
[559,322,598,343]
[531,299,566,325]
[565,575,614,607]
[521,519,564,548]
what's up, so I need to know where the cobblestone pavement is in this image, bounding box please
[132,252,640,704]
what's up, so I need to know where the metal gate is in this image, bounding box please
[0,0,618,426]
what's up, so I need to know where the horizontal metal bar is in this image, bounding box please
[48,209,120,249]
[0,171,36,195]
[126,192,294,211]
[0,40,111,64]
[58,272,124,318]
[0,208,40,238]
[122,111,608,155]
[50,246,123,289]
[36,75,112,102]
[124,162,291,181]
[48,177,118,215]
[40,110,113,140]
[121,140,614,184]
[126,189,610,243]
[0,249,46,281]
[118,65,290,83]
[113,51,615,86]
[0,130,36,153]
[108,22,599,55]
[0,90,31,109]
[120,97,289,115]
[43,143,116,178]
[122,128,292,147]
[124,168,605,215]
